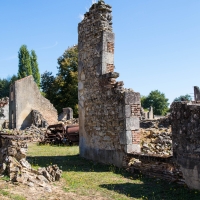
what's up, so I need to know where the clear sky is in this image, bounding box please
[0,0,200,104]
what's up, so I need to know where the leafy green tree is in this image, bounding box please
[41,46,78,117]
[41,71,57,100]
[0,78,10,98]
[173,94,192,102]
[56,46,78,116]
[141,90,169,115]
[0,75,18,98]
[18,45,32,79]
[30,50,40,87]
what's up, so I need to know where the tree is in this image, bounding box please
[0,78,10,98]
[141,90,169,115]
[30,50,40,87]
[41,71,57,101]
[173,94,192,102]
[0,75,18,98]
[56,46,78,116]
[40,46,78,117]
[18,45,32,79]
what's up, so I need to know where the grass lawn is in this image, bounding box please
[26,143,200,200]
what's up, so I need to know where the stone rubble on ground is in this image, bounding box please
[0,135,62,192]
[140,117,172,156]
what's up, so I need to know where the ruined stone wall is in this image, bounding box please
[126,154,184,184]
[0,97,9,128]
[78,1,140,167]
[171,101,200,190]
[9,76,58,130]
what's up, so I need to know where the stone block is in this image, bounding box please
[78,81,84,90]
[125,91,140,105]
[119,132,126,145]
[125,144,140,153]
[126,131,132,145]
[126,116,139,131]
[125,105,131,118]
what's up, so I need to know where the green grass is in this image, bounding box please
[27,143,200,200]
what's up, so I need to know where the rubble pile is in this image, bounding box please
[59,118,79,125]
[2,125,46,142]
[0,135,62,191]
[32,110,48,128]
[141,128,172,156]
[140,117,172,156]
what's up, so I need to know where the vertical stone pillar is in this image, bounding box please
[63,108,73,120]
[148,106,154,119]
[194,86,200,101]
[78,1,141,167]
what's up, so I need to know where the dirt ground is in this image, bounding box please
[0,179,109,200]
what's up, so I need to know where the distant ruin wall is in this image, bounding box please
[171,101,200,190]
[0,97,9,128]
[9,76,58,130]
[78,1,140,167]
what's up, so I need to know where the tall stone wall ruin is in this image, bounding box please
[78,0,141,167]
[9,76,58,130]
[171,101,200,190]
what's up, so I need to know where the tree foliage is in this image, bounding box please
[173,94,192,102]
[141,90,169,116]
[18,45,40,87]
[0,75,18,98]
[30,50,40,87]
[18,45,32,79]
[41,46,78,117]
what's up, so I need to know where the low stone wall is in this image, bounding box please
[126,153,184,184]
[171,101,200,190]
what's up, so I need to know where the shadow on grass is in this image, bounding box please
[27,154,112,172]
[100,181,200,200]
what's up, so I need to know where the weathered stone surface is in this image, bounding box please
[126,154,184,184]
[0,97,9,129]
[58,107,73,121]
[0,135,62,190]
[78,1,141,167]
[32,110,48,128]
[171,101,200,190]
[9,76,58,130]
[126,117,139,131]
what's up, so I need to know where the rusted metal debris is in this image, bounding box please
[40,123,79,145]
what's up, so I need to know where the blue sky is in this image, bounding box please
[0,0,200,104]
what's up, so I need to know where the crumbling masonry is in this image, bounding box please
[171,101,200,190]
[78,1,141,167]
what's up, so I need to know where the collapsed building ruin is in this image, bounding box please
[78,0,200,190]
[78,0,141,167]
[0,134,62,190]
[9,76,58,130]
